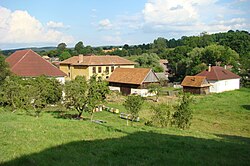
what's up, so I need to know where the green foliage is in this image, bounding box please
[0,76,30,111]
[0,76,62,115]
[59,51,71,61]
[64,76,109,118]
[30,76,62,115]
[150,104,172,127]
[134,53,163,72]
[123,95,144,125]
[0,55,11,84]
[74,41,84,54]
[172,92,193,129]
[57,43,67,53]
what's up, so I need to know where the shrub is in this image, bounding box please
[171,92,193,129]
[150,104,172,127]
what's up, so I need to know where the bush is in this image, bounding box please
[171,92,193,129]
[150,104,172,127]
[123,95,144,126]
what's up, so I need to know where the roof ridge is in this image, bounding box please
[213,66,220,80]
[11,49,30,70]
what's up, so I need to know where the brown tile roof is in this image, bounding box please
[108,68,152,85]
[60,55,136,66]
[196,66,240,81]
[181,76,210,87]
[5,49,67,77]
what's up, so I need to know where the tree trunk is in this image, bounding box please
[90,112,94,121]
[78,111,83,118]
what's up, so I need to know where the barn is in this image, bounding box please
[108,68,159,96]
[181,76,210,94]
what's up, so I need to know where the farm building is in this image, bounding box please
[59,54,136,81]
[5,49,67,83]
[108,68,159,96]
[181,76,210,94]
[196,66,240,93]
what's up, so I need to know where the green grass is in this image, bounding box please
[0,88,250,165]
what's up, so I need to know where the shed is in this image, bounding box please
[108,68,159,96]
[181,76,210,94]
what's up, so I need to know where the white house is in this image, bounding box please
[196,66,240,93]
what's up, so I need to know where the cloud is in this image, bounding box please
[141,0,250,35]
[47,21,70,29]
[0,6,74,48]
[98,19,113,30]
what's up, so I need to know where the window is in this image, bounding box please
[98,67,102,73]
[106,67,109,74]
[111,66,115,72]
[92,67,96,74]
[68,65,70,70]
[68,72,70,78]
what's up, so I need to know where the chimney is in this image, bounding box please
[78,54,83,63]
[224,65,227,69]
[208,64,211,72]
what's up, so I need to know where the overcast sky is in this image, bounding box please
[0,0,249,49]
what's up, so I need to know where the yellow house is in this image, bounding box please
[59,54,136,80]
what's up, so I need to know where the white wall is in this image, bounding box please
[131,88,155,97]
[109,86,121,92]
[209,78,240,93]
[109,86,155,97]
[56,77,66,84]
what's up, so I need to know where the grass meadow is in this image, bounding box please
[0,88,249,165]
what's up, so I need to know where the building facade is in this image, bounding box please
[59,55,136,80]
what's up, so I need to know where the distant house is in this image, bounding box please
[59,54,136,80]
[196,66,240,93]
[108,68,159,96]
[5,49,67,83]
[155,72,168,86]
[181,76,210,94]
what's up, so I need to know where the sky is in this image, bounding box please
[0,0,249,49]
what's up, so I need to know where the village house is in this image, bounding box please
[196,66,240,93]
[181,76,210,94]
[59,54,136,80]
[5,49,67,83]
[108,68,159,96]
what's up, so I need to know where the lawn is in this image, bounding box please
[0,88,249,165]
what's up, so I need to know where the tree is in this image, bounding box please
[59,51,71,61]
[135,53,163,72]
[123,95,144,126]
[0,76,30,112]
[172,92,193,129]
[202,44,239,67]
[150,104,172,127]
[57,43,67,53]
[0,55,11,85]
[29,76,62,117]
[64,76,109,119]
[75,41,84,54]
[148,83,162,102]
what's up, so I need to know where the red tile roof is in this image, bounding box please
[60,55,136,66]
[196,66,240,81]
[5,49,67,77]
[108,68,152,85]
[181,76,210,87]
